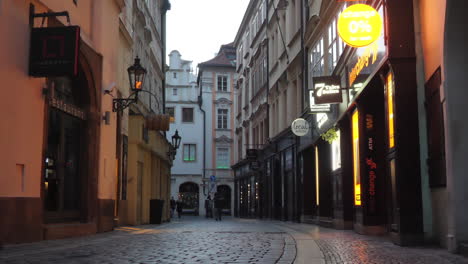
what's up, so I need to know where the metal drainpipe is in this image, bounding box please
[266,0,270,142]
[198,76,207,196]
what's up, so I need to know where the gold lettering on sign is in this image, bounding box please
[49,98,86,120]
[348,41,379,87]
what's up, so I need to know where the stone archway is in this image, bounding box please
[42,40,102,229]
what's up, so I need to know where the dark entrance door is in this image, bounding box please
[217,185,231,215]
[179,182,199,215]
[44,109,83,223]
[44,76,87,223]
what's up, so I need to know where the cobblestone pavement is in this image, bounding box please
[276,222,468,264]
[1,217,467,264]
[0,217,296,264]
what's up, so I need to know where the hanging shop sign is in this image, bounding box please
[312,76,343,105]
[29,26,80,77]
[246,149,258,160]
[291,118,310,137]
[337,4,382,48]
[309,91,331,113]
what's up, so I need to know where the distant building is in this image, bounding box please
[197,44,238,216]
[165,50,204,215]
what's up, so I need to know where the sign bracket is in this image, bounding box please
[30,11,71,27]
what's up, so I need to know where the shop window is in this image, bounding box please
[183,144,196,162]
[386,72,395,148]
[352,109,361,206]
[315,146,320,206]
[332,129,341,170]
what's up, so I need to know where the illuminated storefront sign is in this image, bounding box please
[352,109,361,206]
[386,72,395,148]
[346,16,386,102]
[337,4,382,48]
[309,90,331,113]
[312,76,343,105]
[365,114,377,214]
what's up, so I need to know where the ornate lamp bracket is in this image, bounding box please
[112,96,137,112]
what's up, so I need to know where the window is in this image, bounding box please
[217,109,228,129]
[216,148,230,169]
[173,88,177,95]
[182,108,194,122]
[217,75,228,91]
[183,144,196,162]
[173,72,177,79]
[166,107,175,123]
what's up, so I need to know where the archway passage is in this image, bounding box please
[179,182,200,215]
[43,68,89,223]
[217,185,232,215]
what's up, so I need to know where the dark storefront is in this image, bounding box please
[298,0,424,245]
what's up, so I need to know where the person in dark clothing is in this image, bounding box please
[214,193,224,221]
[176,198,183,219]
[170,196,176,218]
[205,195,213,218]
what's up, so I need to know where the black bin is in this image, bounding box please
[149,199,165,224]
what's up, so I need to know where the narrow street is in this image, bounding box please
[1,217,467,264]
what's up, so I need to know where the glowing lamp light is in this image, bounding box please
[337,4,382,48]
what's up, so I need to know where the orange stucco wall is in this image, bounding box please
[419,0,446,80]
[0,0,121,200]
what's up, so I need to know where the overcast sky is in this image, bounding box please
[166,0,250,72]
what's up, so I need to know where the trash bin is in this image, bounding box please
[149,199,165,224]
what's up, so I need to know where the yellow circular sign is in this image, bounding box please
[337,4,382,48]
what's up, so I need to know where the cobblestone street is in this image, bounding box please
[1,217,467,264]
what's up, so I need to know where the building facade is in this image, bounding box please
[197,44,238,216]
[0,0,172,244]
[232,0,269,219]
[0,0,122,243]
[233,0,468,255]
[165,50,205,215]
[118,0,173,226]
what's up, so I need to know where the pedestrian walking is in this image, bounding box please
[205,195,213,218]
[176,198,183,219]
[214,192,224,221]
[170,196,176,218]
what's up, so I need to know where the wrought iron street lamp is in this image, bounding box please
[168,130,182,160]
[112,57,147,112]
[171,130,181,150]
